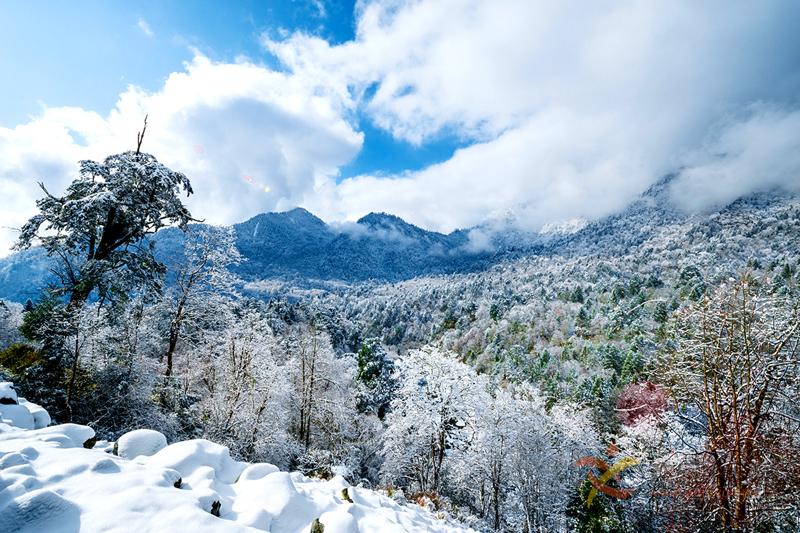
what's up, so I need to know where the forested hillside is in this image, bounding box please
[1,149,798,532]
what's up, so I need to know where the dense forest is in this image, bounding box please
[1,147,799,532]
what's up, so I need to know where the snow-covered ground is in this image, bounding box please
[0,382,473,533]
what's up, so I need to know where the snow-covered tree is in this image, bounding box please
[286,323,360,468]
[355,338,396,419]
[158,225,241,377]
[14,145,194,421]
[507,388,599,532]
[16,150,194,305]
[196,309,293,466]
[382,346,483,494]
[0,300,23,350]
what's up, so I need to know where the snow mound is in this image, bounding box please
[0,381,19,403]
[143,439,247,485]
[0,385,49,430]
[26,423,95,448]
[18,399,51,429]
[116,429,167,459]
[238,463,280,481]
[0,403,33,430]
[0,382,473,532]
[1,488,82,533]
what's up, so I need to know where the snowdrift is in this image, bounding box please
[0,382,472,533]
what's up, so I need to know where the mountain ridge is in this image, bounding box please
[1,183,796,303]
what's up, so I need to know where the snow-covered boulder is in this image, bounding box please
[0,403,34,429]
[143,439,246,485]
[0,381,19,404]
[38,423,95,448]
[116,429,167,459]
[0,383,50,431]
[237,463,280,482]
[0,488,82,532]
[18,398,51,429]
[318,508,358,533]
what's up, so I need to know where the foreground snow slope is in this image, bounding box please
[0,383,472,533]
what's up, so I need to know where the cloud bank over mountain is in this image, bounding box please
[288,0,800,230]
[1,0,799,256]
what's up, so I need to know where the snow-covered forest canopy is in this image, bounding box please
[0,139,798,533]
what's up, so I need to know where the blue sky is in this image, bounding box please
[0,0,460,180]
[0,1,354,122]
[1,1,799,256]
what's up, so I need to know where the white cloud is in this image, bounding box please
[274,0,800,231]
[0,55,362,256]
[310,0,327,19]
[0,107,107,255]
[269,1,798,144]
[304,109,656,232]
[670,106,800,211]
[137,18,154,37]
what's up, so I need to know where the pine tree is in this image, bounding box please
[355,339,396,419]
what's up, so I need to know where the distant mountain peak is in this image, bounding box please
[244,207,325,227]
[357,212,409,227]
[285,207,315,217]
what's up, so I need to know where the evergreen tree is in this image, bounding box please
[16,147,193,306]
[14,131,194,421]
[567,480,626,533]
[355,339,396,419]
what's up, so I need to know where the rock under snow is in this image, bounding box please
[143,439,247,485]
[17,398,50,429]
[0,403,33,430]
[0,388,50,431]
[237,463,280,482]
[0,382,19,403]
[116,429,168,459]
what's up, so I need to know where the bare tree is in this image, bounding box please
[288,322,356,455]
[658,275,800,531]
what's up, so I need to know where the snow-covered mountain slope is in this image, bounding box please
[311,184,799,354]
[233,209,490,284]
[0,209,495,301]
[0,382,473,533]
[0,248,52,305]
[0,182,796,302]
